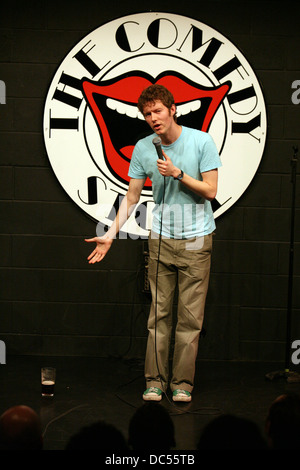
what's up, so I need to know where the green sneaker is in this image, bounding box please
[143,387,163,401]
[172,389,192,402]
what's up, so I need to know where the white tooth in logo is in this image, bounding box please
[177,100,201,117]
[106,98,144,120]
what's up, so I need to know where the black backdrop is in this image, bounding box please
[0,0,299,365]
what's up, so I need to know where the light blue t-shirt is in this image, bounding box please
[128,126,221,238]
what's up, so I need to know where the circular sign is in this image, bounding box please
[43,12,267,238]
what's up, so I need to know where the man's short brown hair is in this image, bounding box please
[138,84,177,121]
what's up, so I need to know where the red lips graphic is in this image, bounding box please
[81,72,230,188]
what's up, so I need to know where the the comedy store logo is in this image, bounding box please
[43,12,267,238]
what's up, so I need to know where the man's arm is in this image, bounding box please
[157,151,218,201]
[178,168,218,201]
[85,177,146,264]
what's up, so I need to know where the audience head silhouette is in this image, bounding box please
[4,393,300,450]
[197,414,267,450]
[65,420,128,450]
[0,405,43,450]
[265,393,300,449]
[128,402,176,450]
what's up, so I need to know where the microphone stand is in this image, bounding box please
[266,146,300,382]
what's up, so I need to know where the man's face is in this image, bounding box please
[143,100,176,136]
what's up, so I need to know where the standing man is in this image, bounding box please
[85,84,221,403]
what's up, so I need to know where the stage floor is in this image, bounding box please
[1,355,300,450]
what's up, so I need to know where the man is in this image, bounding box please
[85,84,221,403]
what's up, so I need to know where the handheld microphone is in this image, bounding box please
[152,136,164,160]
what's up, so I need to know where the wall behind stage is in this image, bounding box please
[0,0,299,364]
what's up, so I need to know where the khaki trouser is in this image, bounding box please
[145,232,213,393]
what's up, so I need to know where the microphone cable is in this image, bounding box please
[154,173,166,397]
